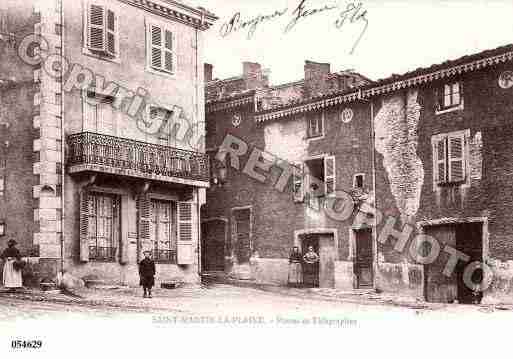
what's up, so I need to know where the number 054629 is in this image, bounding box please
[11,340,42,349]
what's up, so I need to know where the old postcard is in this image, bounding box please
[1,0,513,357]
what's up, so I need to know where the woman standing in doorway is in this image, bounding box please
[1,239,23,292]
[302,246,319,288]
[287,246,303,288]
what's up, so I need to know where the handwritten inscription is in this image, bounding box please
[220,0,369,54]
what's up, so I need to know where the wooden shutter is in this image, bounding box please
[435,138,447,184]
[119,196,129,264]
[137,194,151,262]
[106,9,116,56]
[177,202,194,264]
[324,156,335,196]
[150,24,163,70]
[293,163,304,202]
[79,190,91,262]
[434,87,442,111]
[88,4,105,52]
[163,29,176,73]
[448,133,466,183]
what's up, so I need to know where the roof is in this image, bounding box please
[255,43,513,122]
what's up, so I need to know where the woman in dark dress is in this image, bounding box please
[139,250,156,298]
[302,246,320,288]
[1,239,23,291]
[287,246,303,287]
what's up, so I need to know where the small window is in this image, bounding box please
[0,221,5,236]
[147,22,176,75]
[55,23,62,35]
[85,3,118,59]
[301,156,336,199]
[436,81,463,112]
[307,112,324,139]
[354,174,364,189]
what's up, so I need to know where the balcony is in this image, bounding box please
[67,132,210,187]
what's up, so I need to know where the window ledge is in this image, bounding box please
[146,66,177,79]
[435,103,464,115]
[82,48,121,64]
[306,134,325,142]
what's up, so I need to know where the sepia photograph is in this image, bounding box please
[1,0,513,357]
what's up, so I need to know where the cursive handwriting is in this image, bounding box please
[284,0,338,33]
[220,8,288,39]
[334,2,368,54]
[219,1,369,54]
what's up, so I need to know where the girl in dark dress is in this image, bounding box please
[302,246,320,288]
[139,251,156,298]
[1,239,23,291]
[287,246,303,287]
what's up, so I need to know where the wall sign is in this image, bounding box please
[340,108,354,123]
[232,113,242,127]
[498,71,513,89]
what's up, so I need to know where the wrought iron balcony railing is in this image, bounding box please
[67,132,210,185]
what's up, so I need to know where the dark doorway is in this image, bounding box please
[201,220,226,272]
[424,222,483,304]
[301,234,320,288]
[354,228,373,288]
[456,222,483,304]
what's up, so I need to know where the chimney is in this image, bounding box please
[304,60,331,98]
[204,63,213,82]
[242,61,269,90]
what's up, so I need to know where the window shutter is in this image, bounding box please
[137,194,151,262]
[106,9,116,56]
[79,190,91,262]
[88,4,105,52]
[163,30,175,73]
[177,201,194,264]
[293,163,304,202]
[324,156,336,195]
[448,134,466,183]
[150,24,163,70]
[434,87,442,111]
[435,138,447,184]
[119,197,129,264]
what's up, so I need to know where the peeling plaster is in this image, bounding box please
[374,89,424,223]
[263,118,308,163]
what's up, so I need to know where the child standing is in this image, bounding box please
[138,250,156,298]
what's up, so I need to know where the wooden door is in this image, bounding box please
[354,228,373,288]
[201,220,226,272]
[319,234,335,288]
[234,209,251,264]
[424,225,457,303]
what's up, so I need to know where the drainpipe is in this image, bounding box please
[59,0,65,274]
[370,99,378,290]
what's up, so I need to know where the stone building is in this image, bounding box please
[0,0,216,286]
[204,44,513,304]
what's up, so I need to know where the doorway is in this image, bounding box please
[201,219,226,272]
[300,232,335,288]
[354,228,373,288]
[424,222,483,304]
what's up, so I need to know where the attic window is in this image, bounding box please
[435,81,463,113]
[353,174,364,189]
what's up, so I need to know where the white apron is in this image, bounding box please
[2,258,23,288]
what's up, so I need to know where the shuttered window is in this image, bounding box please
[80,191,120,262]
[433,132,467,185]
[177,202,194,264]
[150,200,177,263]
[148,23,176,74]
[87,3,117,58]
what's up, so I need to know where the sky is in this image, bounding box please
[193,0,513,84]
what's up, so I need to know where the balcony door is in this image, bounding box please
[149,200,177,263]
[87,192,120,261]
